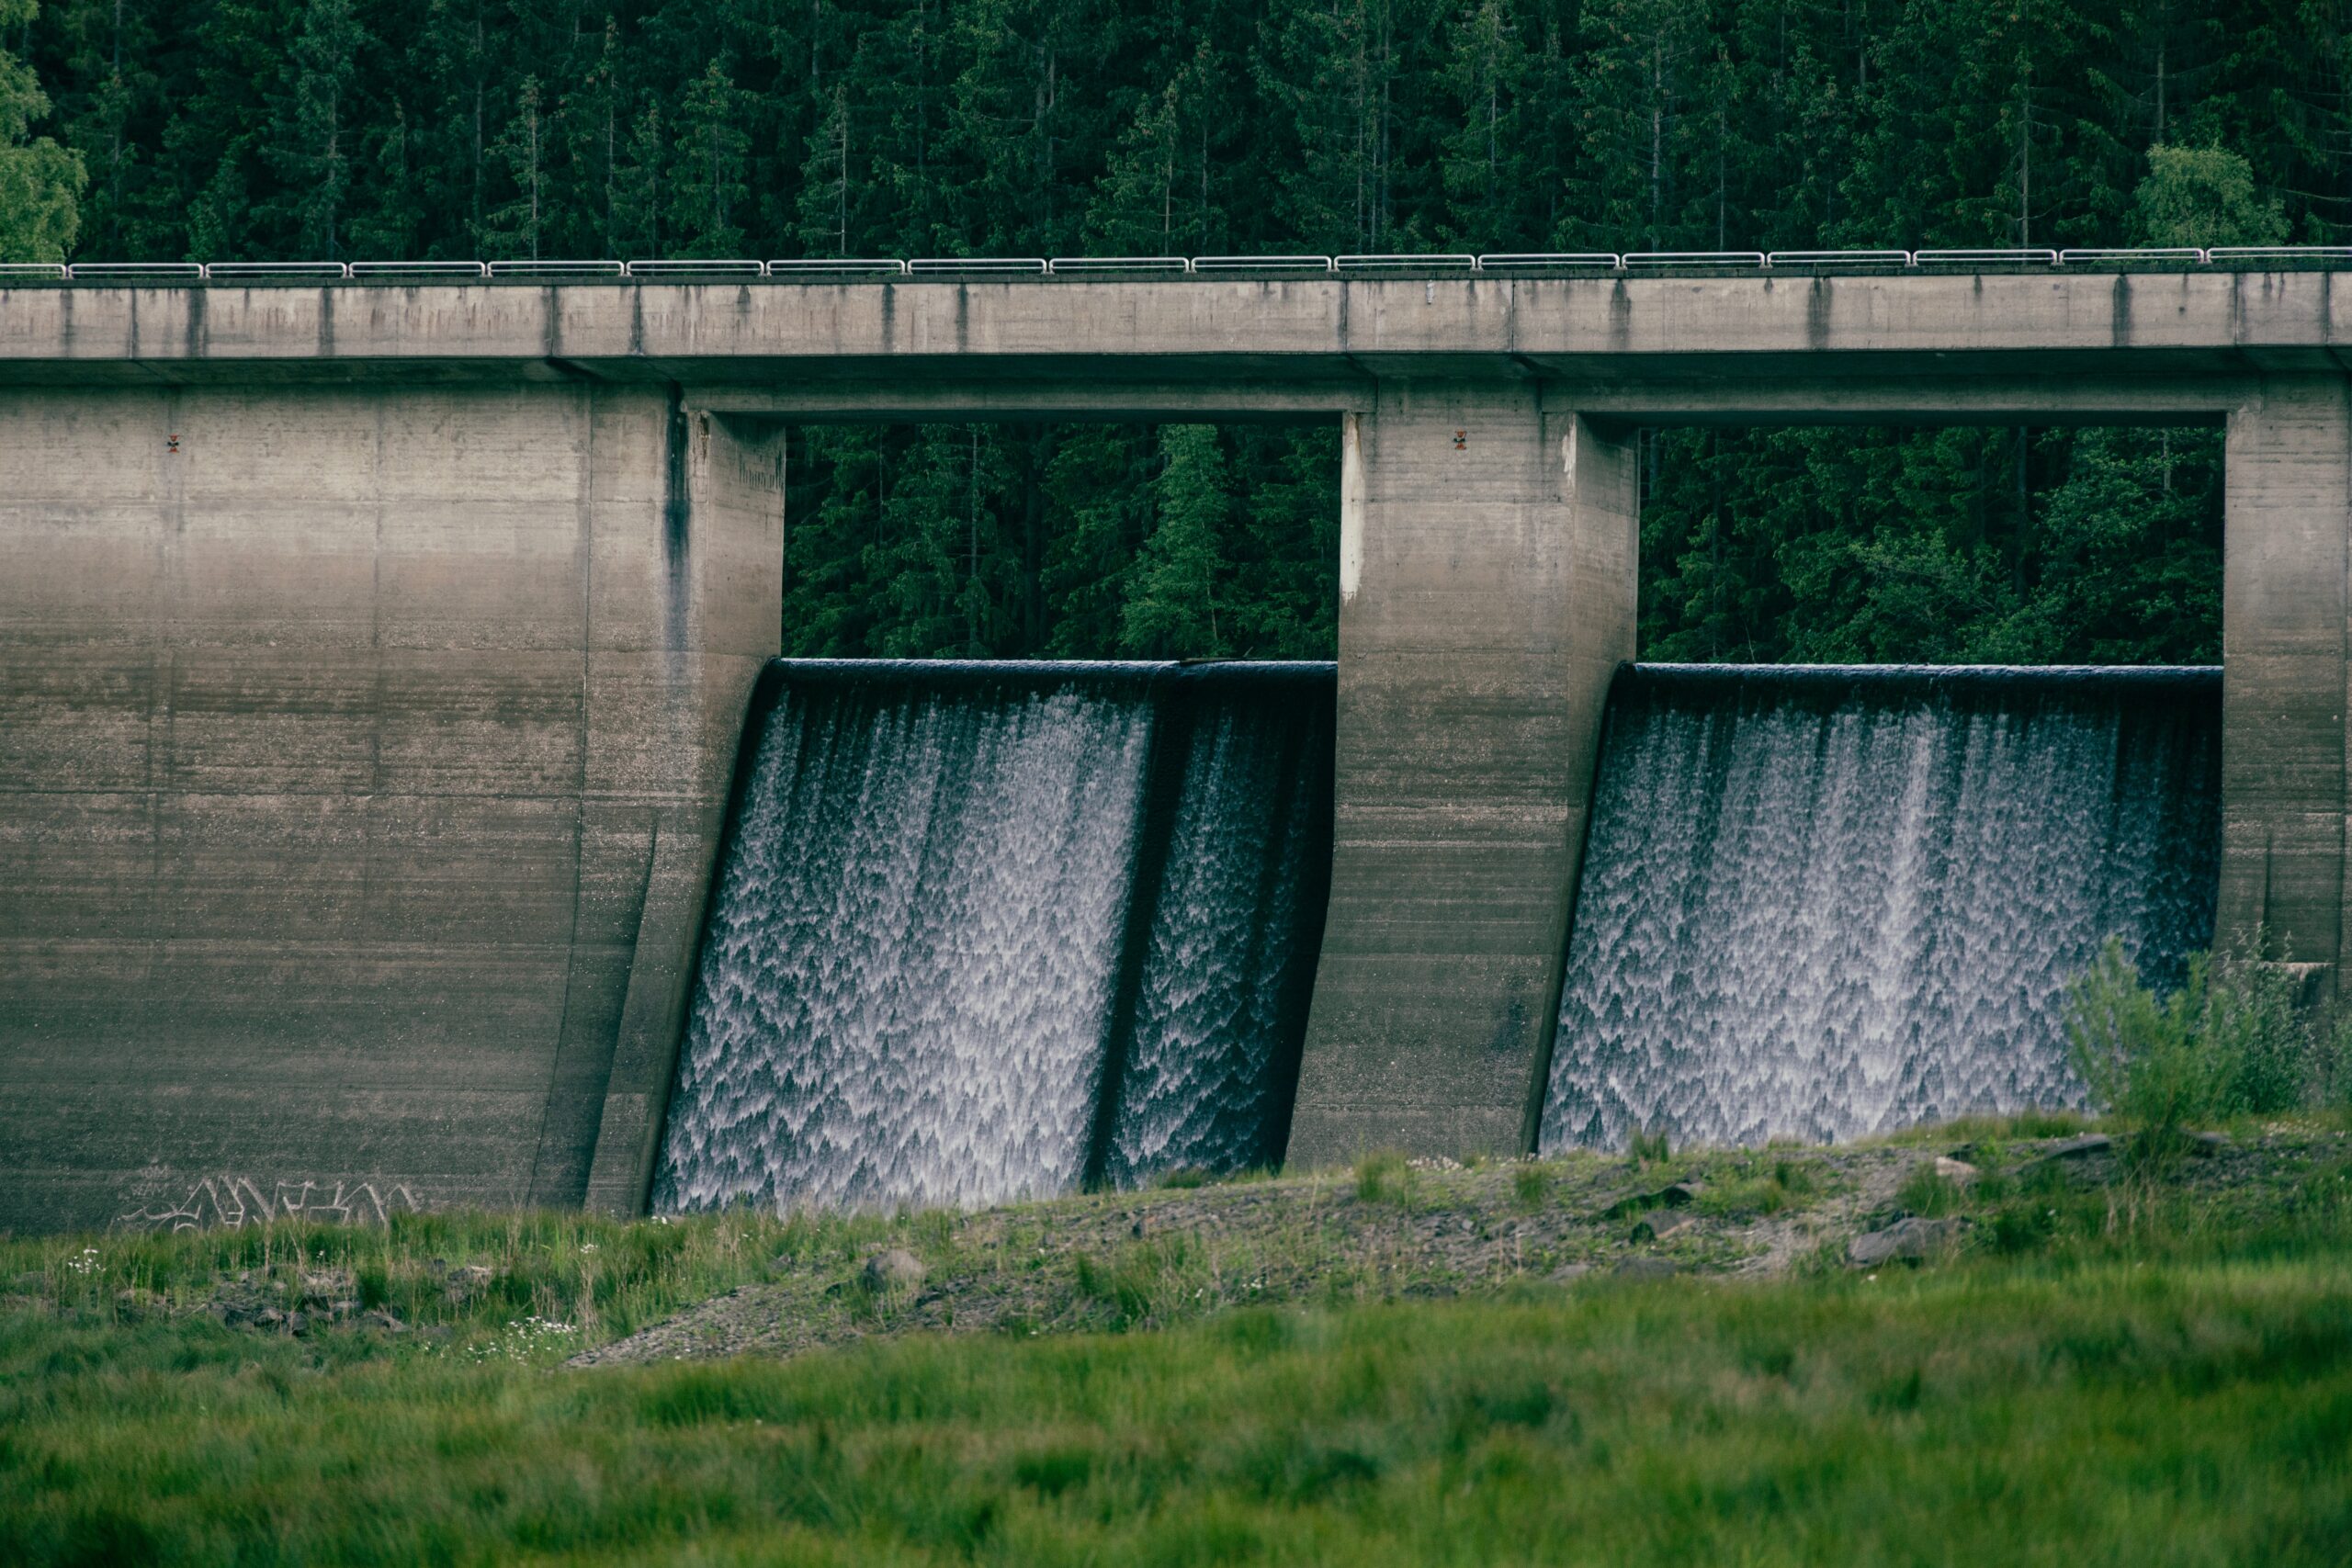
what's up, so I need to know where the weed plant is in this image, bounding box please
[2066,935,2352,1163]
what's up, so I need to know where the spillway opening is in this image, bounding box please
[651,659,1336,1213]
[1632,424,2222,666]
[651,419,1344,1213]
[1539,422,2229,1152]
[778,423,1339,661]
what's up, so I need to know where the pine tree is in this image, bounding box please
[45,0,158,257]
[563,18,626,257]
[272,0,368,257]
[610,96,664,259]
[1123,424,1232,659]
[671,57,749,256]
[480,73,547,259]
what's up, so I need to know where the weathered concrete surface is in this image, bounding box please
[1287,389,1636,1164]
[4,274,2351,378]
[2220,377,2352,983]
[0,383,780,1233]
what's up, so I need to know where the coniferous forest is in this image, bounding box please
[4,2,2345,661]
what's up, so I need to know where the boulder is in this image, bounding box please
[860,1248,927,1295]
[2041,1134,2113,1161]
[1930,1156,1981,1184]
[1848,1216,1966,1269]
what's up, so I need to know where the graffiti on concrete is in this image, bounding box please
[111,1176,427,1233]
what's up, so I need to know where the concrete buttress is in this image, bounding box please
[0,384,782,1232]
[1285,385,1636,1164]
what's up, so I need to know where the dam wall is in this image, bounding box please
[0,273,2347,1226]
[0,382,782,1233]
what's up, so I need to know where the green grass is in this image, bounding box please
[4,1134,2350,1564]
[0,1205,888,1360]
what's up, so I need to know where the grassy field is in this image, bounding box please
[4,1122,2350,1565]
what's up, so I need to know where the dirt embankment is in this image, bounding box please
[576,1125,2313,1367]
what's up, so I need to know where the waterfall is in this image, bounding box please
[1540,665,2221,1153]
[1096,665,1332,1187]
[651,660,1333,1213]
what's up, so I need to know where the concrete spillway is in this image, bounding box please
[6,273,2343,1229]
[650,661,1333,1212]
[1541,666,2222,1152]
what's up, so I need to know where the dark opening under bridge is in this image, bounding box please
[2,267,2346,1232]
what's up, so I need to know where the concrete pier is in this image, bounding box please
[0,272,2346,1226]
[1286,386,1634,1165]
[2219,378,2352,980]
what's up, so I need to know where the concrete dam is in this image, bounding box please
[2,267,2346,1232]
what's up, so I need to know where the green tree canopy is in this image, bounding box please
[0,0,83,262]
[2132,144,2288,248]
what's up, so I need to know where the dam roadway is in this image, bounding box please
[2,269,2346,1231]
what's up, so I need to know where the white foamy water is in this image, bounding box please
[653,668,1155,1211]
[652,660,1335,1212]
[1541,666,2220,1152]
[1103,681,1330,1182]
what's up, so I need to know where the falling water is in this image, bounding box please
[652,660,1333,1213]
[1098,665,1333,1186]
[1541,665,2221,1152]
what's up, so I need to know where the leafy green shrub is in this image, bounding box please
[2208,951,2315,1114]
[1628,1129,1671,1164]
[2064,936,2322,1153]
[2065,940,2238,1138]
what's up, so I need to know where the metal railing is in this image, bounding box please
[10,246,2352,285]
